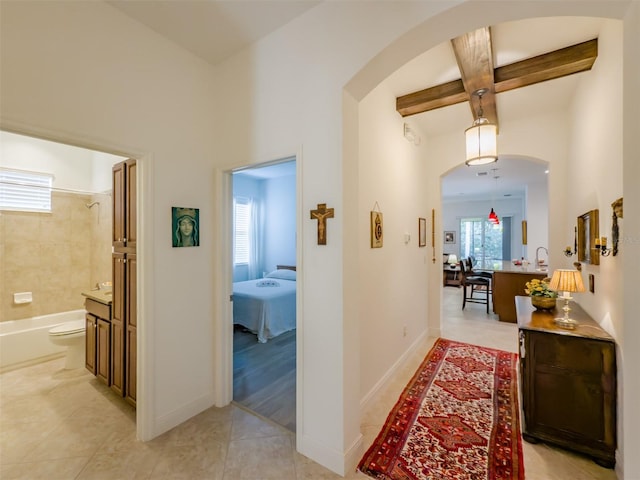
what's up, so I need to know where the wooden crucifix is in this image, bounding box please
[310,203,334,245]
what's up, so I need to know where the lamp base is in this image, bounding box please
[554,316,578,329]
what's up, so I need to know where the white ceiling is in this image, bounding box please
[106,3,606,199]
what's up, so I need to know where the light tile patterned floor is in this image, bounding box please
[0,288,618,479]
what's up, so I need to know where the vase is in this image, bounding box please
[530,296,556,310]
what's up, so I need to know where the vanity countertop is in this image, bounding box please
[82,290,113,305]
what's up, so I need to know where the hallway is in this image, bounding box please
[0,288,617,479]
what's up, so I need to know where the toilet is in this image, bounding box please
[48,320,86,369]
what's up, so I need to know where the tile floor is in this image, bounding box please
[0,288,618,479]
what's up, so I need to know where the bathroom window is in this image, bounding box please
[0,168,53,213]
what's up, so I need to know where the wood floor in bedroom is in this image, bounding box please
[232,326,296,432]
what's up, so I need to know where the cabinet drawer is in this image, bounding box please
[529,332,610,374]
[85,298,111,320]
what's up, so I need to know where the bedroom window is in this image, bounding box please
[234,197,250,264]
[0,168,53,213]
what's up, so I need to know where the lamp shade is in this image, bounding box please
[465,118,497,166]
[548,269,586,293]
[448,254,458,265]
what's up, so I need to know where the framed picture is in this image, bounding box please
[418,218,427,247]
[371,211,383,248]
[577,209,599,265]
[172,206,200,247]
[444,231,455,244]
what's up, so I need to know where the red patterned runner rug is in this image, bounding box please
[358,338,524,480]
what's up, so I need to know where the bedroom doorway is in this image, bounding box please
[230,158,297,431]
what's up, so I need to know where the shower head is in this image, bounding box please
[86,201,100,209]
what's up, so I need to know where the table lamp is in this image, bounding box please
[548,269,585,329]
[448,254,458,268]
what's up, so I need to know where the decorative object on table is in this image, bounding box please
[444,231,455,244]
[447,254,458,268]
[310,203,334,245]
[548,269,586,329]
[418,217,427,247]
[172,207,200,247]
[358,338,524,480]
[524,277,557,310]
[611,197,622,256]
[370,203,383,248]
[577,209,599,265]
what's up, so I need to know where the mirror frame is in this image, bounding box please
[577,209,600,265]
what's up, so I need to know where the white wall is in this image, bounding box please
[1,0,219,443]
[264,174,296,271]
[2,0,638,477]
[357,81,430,403]
[0,131,121,192]
[525,179,549,263]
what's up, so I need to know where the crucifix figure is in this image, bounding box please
[310,203,334,245]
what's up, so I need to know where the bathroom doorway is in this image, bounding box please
[0,129,140,416]
[230,158,297,431]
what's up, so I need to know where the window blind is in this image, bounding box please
[0,168,53,212]
[234,198,250,264]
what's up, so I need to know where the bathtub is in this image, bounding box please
[0,310,85,372]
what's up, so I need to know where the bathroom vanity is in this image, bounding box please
[83,291,112,385]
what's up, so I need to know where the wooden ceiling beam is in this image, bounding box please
[396,37,598,122]
[450,27,498,127]
[494,38,597,93]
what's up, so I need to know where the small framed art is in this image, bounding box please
[418,218,427,247]
[444,231,455,244]
[371,211,383,248]
[172,206,200,247]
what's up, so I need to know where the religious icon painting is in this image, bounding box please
[172,206,200,247]
[371,211,383,248]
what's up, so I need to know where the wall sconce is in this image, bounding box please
[564,226,578,256]
[594,236,612,257]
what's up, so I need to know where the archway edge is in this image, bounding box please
[344,0,629,102]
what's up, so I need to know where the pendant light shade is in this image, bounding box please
[465,89,498,166]
[465,118,497,166]
[488,207,500,225]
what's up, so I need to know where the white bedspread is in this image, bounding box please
[233,278,296,343]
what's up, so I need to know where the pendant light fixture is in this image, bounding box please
[488,169,500,225]
[465,88,498,166]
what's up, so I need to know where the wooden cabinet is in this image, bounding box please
[85,298,111,386]
[112,159,137,407]
[492,271,545,322]
[516,296,616,468]
[112,159,137,251]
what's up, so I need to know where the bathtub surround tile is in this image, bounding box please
[0,288,619,480]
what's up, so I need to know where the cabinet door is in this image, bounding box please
[125,253,137,406]
[112,161,126,249]
[125,159,137,249]
[111,252,126,396]
[97,318,111,385]
[85,314,97,375]
[125,327,137,407]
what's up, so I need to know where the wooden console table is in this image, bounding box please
[515,296,617,468]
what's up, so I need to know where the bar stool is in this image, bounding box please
[460,260,491,313]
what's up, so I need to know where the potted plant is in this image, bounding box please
[525,278,557,310]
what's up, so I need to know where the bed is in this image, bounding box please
[233,265,297,343]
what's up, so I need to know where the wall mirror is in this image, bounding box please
[577,209,599,265]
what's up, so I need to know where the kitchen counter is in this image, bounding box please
[82,289,113,305]
[476,260,549,275]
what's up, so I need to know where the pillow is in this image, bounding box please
[265,269,296,281]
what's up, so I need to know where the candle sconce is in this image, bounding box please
[564,246,575,257]
[594,237,612,257]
